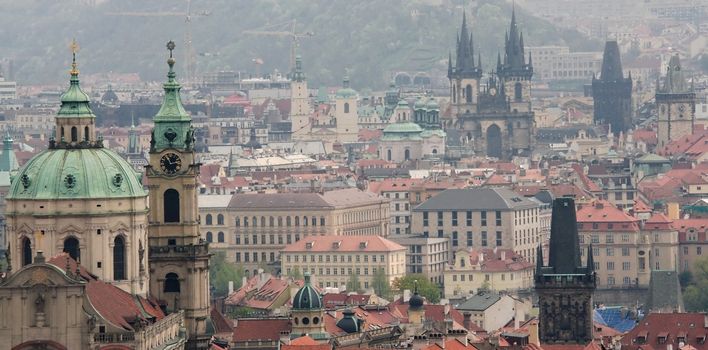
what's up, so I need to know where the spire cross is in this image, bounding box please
[69,39,79,75]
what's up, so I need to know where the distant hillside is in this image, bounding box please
[0,0,601,88]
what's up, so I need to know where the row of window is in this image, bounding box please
[683,246,703,255]
[451,272,519,282]
[287,266,384,277]
[235,251,276,263]
[235,233,300,245]
[285,254,386,264]
[425,230,502,247]
[423,211,504,227]
[588,247,632,256]
[204,214,225,226]
[580,233,633,244]
[605,276,635,285]
[235,216,325,228]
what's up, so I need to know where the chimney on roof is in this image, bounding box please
[34,250,45,264]
[463,312,472,331]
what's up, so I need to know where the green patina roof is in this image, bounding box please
[57,66,94,119]
[413,98,426,109]
[335,75,357,99]
[0,133,18,172]
[383,122,423,134]
[151,44,195,153]
[396,100,409,108]
[425,98,439,110]
[8,148,146,200]
[636,153,669,163]
[292,273,322,310]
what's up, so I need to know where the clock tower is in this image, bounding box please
[656,54,695,149]
[147,41,211,349]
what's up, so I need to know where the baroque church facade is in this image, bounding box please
[449,9,534,160]
[0,42,211,349]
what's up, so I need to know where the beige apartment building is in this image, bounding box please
[672,219,707,274]
[527,46,602,81]
[368,178,421,236]
[576,201,679,288]
[444,248,534,298]
[390,235,449,285]
[280,235,406,290]
[198,188,390,275]
[411,188,542,265]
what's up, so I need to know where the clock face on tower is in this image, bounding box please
[160,152,182,174]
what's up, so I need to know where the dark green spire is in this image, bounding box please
[151,41,194,152]
[292,54,306,82]
[154,41,190,122]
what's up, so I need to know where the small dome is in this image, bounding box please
[408,280,424,310]
[396,100,409,108]
[292,273,322,310]
[336,309,361,333]
[413,98,426,109]
[425,98,439,110]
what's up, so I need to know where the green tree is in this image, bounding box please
[210,252,244,297]
[347,273,361,293]
[289,266,302,280]
[478,281,491,293]
[679,270,693,288]
[684,257,708,312]
[372,268,391,299]
[392,274,441,304]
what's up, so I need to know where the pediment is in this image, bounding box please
[56,224,85,235]
[1,264,83,289]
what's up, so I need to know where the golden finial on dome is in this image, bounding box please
[69,39,80,75]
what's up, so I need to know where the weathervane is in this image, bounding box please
[167,40,176,58]
[69,39,79,75]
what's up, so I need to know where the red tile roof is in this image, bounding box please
[282,235,405,253]
[282,335,330,349]
[232,318,291,342]
[644,213,674,230]
[577,200,639,229]
[367,178,421,194]
[620,313,707,350]
[423,338,477,349]
[458,248,534,272]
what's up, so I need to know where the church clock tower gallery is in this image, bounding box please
[146,41,211,349]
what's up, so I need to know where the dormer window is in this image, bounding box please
[359,241,368,249]
[635,331,648,344]
[332,241,341,249]
[306,242,314,250]
[657,332,668,344]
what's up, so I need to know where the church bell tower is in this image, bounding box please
[147,41,211,349]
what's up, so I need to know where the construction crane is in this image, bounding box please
[243,19,314,73]
[106,0,210,84]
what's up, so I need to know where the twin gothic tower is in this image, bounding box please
[448,8,534,160]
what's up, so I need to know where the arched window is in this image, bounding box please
[452,85,457,103]
[113,236,126,280]
[320,217,326,226]
[205,214,213,225]
[269,217,274,227]
[163,189,180,223]
[63,236,80,261]
[465,85,472,103]
[514,82,522,101]
[206,232,213,242]
[71,126,78,142]
[22,237,32,266]
[286,216,292,226]
[261,216,266,227]
[303,216,308,226]
[344,102,350,113]
[252,216,257,227]
[164,273,180,293]
[404,149,411,161]
[387,149,392,161]
[295,216,300,226]
[60,127,65,139]
[278,217,283,227]
[84,126,90,141]
[217,232,225,243]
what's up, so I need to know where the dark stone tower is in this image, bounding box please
[592,41,632,132]
[497,6,533,113]
[448,12,483,116]
[535,198,596,344]
[656,54,695,149]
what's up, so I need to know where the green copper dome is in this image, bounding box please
[292,273,322,310]
[383,122,423,134]
[413,98,426,109]
[425,98,439,110]
[335,75,357,99]
[7,45,146,201]
[8,148,146,200]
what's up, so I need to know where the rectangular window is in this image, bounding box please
[593,247,599,256]
[467,231,473,246]
[481,212,487,226]
[453,275,457,282]
[235,235,241,245]
[437,229,444,238]
[606,234,614,243]
[615,192,622,200]
[684,246,689,255]
[608,276,615,285]
[466,211,472,226]
[591,234,600,244]
[622,234,630,242]
[423,212,429,227]
[622,262,630,270]
[495,211,502,226]
[461,274,465,281]
[235,253,241,262]
[623,276,631,285]
[606,248,614,256]
[607,262,614,270]
[622,247,630,256]
[594,262,599,270]
[437,212,444,226]
[481,231,488,247]
[452,211,458,226]
[252,252,258,262]
[252,235,258,245]
[269,234,275,244]
[496,231,502,247]
[452,231,458,247]
[698,247,703,255]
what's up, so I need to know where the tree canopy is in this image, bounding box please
[210,251,244,297]
[683,256,708,312]
[392,274,441,304]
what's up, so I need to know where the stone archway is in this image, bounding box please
[486,124,502,158]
